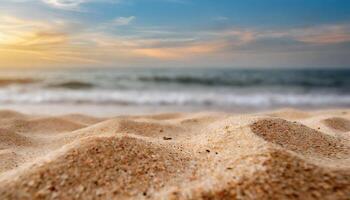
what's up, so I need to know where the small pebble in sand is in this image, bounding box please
[163,137,172,140]
[206,149,210,153]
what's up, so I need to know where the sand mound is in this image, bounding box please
[0,110,27,119]
[266,108,312,120]
[113,119,188,138]
[133,113,185,121]
[251,118,349,158]
[195,150,350,199]
[0,150,24,173]
[323,117,350,132]
[0,128,32,149]
[0,109,349,199]
[0,136,195,199]
[1,117,86,134]
[60,114,104,125]
[63,118,186,140]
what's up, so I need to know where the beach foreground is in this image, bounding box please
[0,109,349,199]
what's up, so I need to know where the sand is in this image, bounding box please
[0,109,349,199]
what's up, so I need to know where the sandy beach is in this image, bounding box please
[0,108,349,199]
[1,0,350,198]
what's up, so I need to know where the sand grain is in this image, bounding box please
[0,109,349,199]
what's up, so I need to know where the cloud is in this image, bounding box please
[293,25,350,44]
[43,0,84,8]
[1,12,350,68]
[112,16,136,26]
[249,24,350,45]
[41,0,120,10]
[2,0,102,9]
[0,15,91,66]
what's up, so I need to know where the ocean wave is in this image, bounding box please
[0,68,349,108]
[0,89,349,107]
[1,69,349,90]
[136,74,350,88]
[0,78,40,87]
[47,81,95,90]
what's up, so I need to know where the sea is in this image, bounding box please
[0,68,349,113]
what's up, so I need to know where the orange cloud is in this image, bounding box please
[133,42,222,59]
[1,14,349,68]
[263,24,350,45]
[0,15,252,67]
[297,32,350,44]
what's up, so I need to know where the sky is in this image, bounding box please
[0,0,350,68]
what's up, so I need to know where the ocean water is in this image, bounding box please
[0,68,349,111]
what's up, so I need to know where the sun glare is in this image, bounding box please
[0,32,9,44]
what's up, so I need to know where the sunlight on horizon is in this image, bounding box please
[0,0,349,68]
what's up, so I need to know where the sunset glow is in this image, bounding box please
[0,0,350,68]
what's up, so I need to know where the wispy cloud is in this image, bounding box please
[0,15,61,46]
[0,15,94,66]
[292,25,350,44]
[42,0,85,8]
[41,0,120,10]
[1,12,350,68]
[112,16,136,26]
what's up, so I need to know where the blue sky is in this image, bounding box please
[0,0,350,68]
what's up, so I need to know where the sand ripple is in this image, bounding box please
[0,109,349,199]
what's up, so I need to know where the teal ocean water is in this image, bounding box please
[0,68,349,110]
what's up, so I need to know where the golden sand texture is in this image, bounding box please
[323,117,350,132]
[0,109,349,199]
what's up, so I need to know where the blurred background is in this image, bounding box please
[1,67,349,115]
[1,0,350,115]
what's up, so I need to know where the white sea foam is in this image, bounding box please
[0,68,349,109]
[0,88,349,108]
